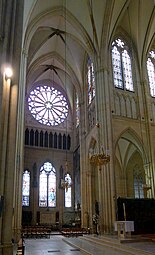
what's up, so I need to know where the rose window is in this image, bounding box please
[28,86,69,126]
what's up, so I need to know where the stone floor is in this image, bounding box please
[19,236,82,255]
[14,234,155,255]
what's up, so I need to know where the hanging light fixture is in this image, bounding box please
[90,147,110,167]
[60,0,72,192]
[88,0,110,169]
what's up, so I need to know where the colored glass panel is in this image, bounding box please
[87,57,95,105]
[112,46,123,88]
[134,175,144,199]
[39,162,56,207]
[48,172,56,207]
[112,38,134,91]
[22,170,30,206]
[65,174,72,207]
[122,50,133,91]
[147,51,155,97]
[76,94,80,127]
[28,86,69,126]
[39,170,47,207]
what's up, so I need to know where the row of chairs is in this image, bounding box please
[61,227,89,237]
[22,226,51,238]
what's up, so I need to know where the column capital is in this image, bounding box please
[22,48,28,57]
[95,66,109,74]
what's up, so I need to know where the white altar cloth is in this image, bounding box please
[114,221,134,238]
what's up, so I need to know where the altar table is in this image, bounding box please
[114,221,134,238]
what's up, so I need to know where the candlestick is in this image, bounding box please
[123,203,126,221]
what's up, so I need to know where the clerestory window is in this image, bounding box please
[111,38,134,91]
[76,94,80,127]
[87,57,95,105]
[147,50,155,97]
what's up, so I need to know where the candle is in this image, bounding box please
[123,203,126,221]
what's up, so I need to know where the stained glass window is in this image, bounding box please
[39,162,56,207]
[147,50,155,97]
[65,173,72,207]
[112,38,134,91]
[76,94,80,127]
[87,57,95,105]
[134,175,144,198]
[22,170,30,206]
[28,85,69,126]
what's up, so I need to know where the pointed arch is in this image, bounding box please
[115,127,148,169]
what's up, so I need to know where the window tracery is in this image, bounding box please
[28,85,69,126]
[112,38,134,91]
[39,162,56,207]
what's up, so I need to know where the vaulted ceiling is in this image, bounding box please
[23,0,155,111]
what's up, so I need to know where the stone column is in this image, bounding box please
[95,65,116,233]
[1,77,18,255]
[0,75,12,255]
[86,165,94,231]
[13,48,28,242]
[79,101,88,228]
[0,3,24,254]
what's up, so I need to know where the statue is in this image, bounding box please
[95,200,99,215]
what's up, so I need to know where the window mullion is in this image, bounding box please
[120,50,125,89]
[47,173,49,207]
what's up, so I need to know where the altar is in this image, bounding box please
[114,221,134,238]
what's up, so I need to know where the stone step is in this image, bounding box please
[80,235,155,255]
[63,235,155,255]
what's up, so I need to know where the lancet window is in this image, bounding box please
[111,38,134,91]
[76,94,80,127]
[39,162,56,207]
[147,50,155,97]
[134,169,144,198]
[64,173,72,207]
[87,57,95,105]
[22,170,30,206]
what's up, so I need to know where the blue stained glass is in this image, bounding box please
[48,172,56,207]
[112,46,123,88]
[39,171,47,207]
[134,175,144,198]
[22,170,30,206]
[39,162,56,207]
